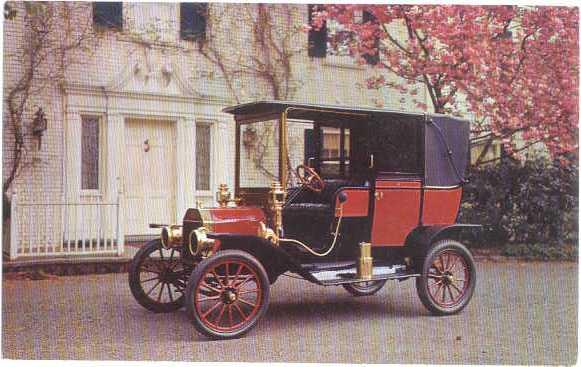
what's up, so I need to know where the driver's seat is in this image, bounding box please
[283,179,350,217]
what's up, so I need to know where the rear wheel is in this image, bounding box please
[185,250,270,339]
[416,239,476,315]
[342,280,387,296]
[128,240,192,313]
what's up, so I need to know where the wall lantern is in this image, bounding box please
[32,107,47,150]
[242,126,257,149]
[143,139,150,152]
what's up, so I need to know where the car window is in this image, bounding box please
[368,115,423,174]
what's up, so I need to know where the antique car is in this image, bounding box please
[128,101,479,339]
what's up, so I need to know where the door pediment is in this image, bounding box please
[110,56,196,98]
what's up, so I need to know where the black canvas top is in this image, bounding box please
[224,101,470,187]
[223,100,427,121]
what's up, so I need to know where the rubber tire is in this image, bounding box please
[416,239,476,316]
[185,250,270,340]
[128,239,185,313]
[342,279,387,296]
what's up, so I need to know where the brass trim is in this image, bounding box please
[357,242,373,279]
[280,110,288,190]
[269,181,286,238]
[423,185,462,190]
[216,183,231,207]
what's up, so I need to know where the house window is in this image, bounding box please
[180,3,208,41]
[93,2,123,31]
[196,124,211,191]
[311,5,379,65]
[81,116,101,191]
[308,4,327,58]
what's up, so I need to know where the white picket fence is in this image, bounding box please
[6,192,124,260]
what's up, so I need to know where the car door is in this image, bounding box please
[367,116,424,246]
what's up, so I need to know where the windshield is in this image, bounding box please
[239,119,280,188]
[238,118,355,190]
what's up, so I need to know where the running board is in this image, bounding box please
[307,263,416,286]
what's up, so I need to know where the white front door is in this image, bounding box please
[123,118,177,236]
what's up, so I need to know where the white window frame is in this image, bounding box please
[194,120,215,197]
[80,114,105,198]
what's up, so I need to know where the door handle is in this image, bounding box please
[374,191,383,200]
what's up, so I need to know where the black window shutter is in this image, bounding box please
[180,2,208,41]
[93,2,123,30]
[308,4,327,58]
[362,10,379,65]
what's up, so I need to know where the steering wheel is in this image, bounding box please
[296,164,325,193]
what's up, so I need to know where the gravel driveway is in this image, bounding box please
[2,261,577,364]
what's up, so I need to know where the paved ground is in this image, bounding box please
[2,261,577,364]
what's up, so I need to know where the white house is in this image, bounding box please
[3,2,468,259]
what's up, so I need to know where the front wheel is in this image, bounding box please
[128,240,192,313]
[185,250,270,339]
[416,239,476,315]
[342,280,387,296]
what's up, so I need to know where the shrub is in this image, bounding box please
[459,158,578,257]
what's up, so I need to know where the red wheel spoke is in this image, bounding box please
[211,270,226,288]
[202,300,223,318]
[228,305,234,326]
[233,275,254,289]
[447,255,459,272]
[437,255,445,273]
[238,289,258,295]
[450,282,463,296]
[233,302,248,320]
[201,280,222,294]
[197,295,221,302]
[214,304,227,325]
[224,263,230,286]
[433,282,444,299]
[237,297,257,308]
[232,264,244,285]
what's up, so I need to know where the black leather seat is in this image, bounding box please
[283,179,353,217]
[282,202,332,217]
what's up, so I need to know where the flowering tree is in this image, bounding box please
[316,5,579,163]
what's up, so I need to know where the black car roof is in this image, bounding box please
[222,100,468,125]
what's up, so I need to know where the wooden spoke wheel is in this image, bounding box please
[342,279,387,296]
[185,250,270,339]
[128,240,192,313]
[416,240,476,315]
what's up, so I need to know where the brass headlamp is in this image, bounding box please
[160,225,182,249]
[188,227,216,258]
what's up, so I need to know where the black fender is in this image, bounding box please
[207,233,318,283]
[404,224,482,268]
